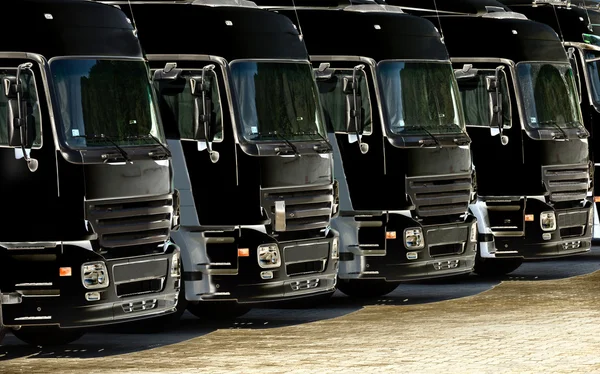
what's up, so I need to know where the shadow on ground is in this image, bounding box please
[2,248,599,360]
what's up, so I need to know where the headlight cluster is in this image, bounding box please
[332,237,339,259]
[257,244,281,269]
[81,262,109,289]
[540,211,556,231]
[404,228,424,249]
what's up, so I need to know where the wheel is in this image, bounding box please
[336,279,399,298]
[11,326,85,346]
[187,302,251,320]
[473,250,523,277]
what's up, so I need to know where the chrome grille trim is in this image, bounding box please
[406,173,472,217]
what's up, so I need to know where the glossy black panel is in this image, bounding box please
[260,154,332,188]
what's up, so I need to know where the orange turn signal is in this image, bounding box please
[59,267,72,277]
[595,196,600,203]
[525,214,534,222]
[238,248,250,257]
[385,231,397,239]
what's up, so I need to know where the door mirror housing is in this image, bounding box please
[4,62,38,172]
[190,64,219,163]
[153,62,182,81]
[343,64,368,154]
[487,65,508,146]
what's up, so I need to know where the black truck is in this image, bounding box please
[104,0,339,318]
[389,0,594,275]
[256,0,478,297]
[497,1,600,241]
[0,0,181,346]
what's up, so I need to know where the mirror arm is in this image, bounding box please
[352,64,365,149]
[15,62,37,172]
[194,64,219,163]
[494,66,505,136]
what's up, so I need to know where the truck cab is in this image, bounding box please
[0,0,181,346]
[104,0,340,318]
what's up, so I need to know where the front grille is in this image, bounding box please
[287,260,326,276]
[557,211,588,228]
[262,184,333,232]
[406,173,472,217]
[560,226,584,239]
[290,278,320,291]
[284,242,329,276]
[116,278,164,298]
[542,164,589,202]
[86,194,173,248]
[429,243,464,257]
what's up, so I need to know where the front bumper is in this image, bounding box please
[484,202,593,260]
[1,243,180,328]
[335,213,477,282]
[201,228,339,305]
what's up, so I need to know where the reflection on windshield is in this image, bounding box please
[230,61,326,142]
[316,69,372,134]
[584,50,600,107]
[51,59,165,148]
[378,61,464,135]
[516,63,582,130]
[0,68,41,147]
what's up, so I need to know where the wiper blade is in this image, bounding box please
[539,120,569,140]
[411,124,441,148]
[73,134,132,163]
[126,134,172,157]
[270,131,301,157]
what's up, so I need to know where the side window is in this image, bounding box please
[315,68,372,135]
[0,67,42,147]
[153,69,223,142]
[455,68,511,129]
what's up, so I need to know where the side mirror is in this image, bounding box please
[343,64,368,154]
[567,47,582,104]
[190,64,219,163]
[4,62,38,172]
[454,64,478,80]
[487,65,508,146]
[152,62,182,81]
[314,62,334,80]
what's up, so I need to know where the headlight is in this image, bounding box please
[470,221,478,242]
[331,237,339,259]
[257,244,281,269]
[81,262,109,289]
[404,228,424,249]
[170,251,181,277]
[540,211,556,231]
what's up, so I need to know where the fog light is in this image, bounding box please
[406,252,418,260]
[542,233,552,240]
[170,251,181,277]
[469,221,478,242]
[81,262,109,289]
[540,211,556,231]
[85,291,101,301]
[257,244,281,269]
[331,237,339,259]
[260,271,273,279]
[404,228,424,249]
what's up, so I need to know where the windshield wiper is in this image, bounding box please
[270,131,301,157]
[539,120,569,140]
[73,134,132,163]
[409,124,441,148]
[440,123,471,145]
[294,131,333,152]
[126,134,172,157]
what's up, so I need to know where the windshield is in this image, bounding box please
[583,50,600,107]
[230,61,326,142]
[516,62,583,130]
[377,61,465,135]
[455,69,511,128]
[51,59,165,148]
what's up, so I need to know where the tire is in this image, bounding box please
[11,326,85,347]
[0,326,7,345]
[473,251,523,277]
[187,302,251,320]
[336,279,399,298]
